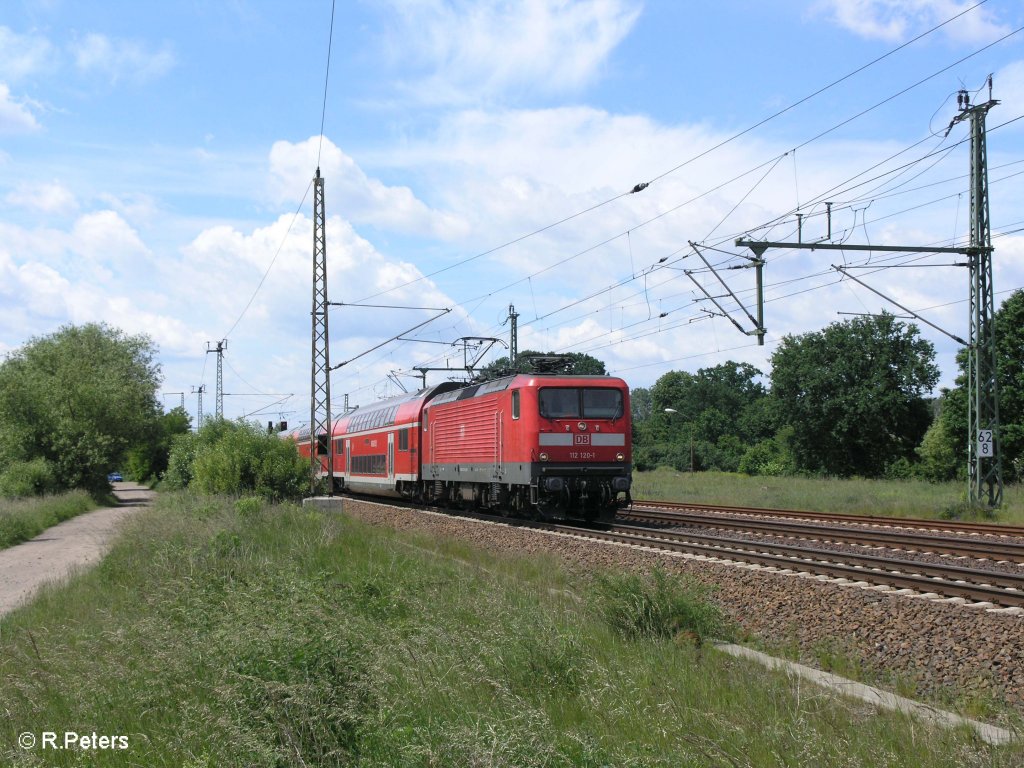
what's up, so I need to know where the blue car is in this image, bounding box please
[107,472,123,482]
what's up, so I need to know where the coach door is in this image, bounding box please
[387,432,395,486]
[345,439,351,478]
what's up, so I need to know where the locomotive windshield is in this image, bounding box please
[538,387,623,419]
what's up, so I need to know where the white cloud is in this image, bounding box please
[0,26,55,81]
[378,0,641,103]
[170,211,465,403]
[71,211,148,261]
[70,33,175,84]
[0,83,40,133]
[0,250,69,320]
[97,192,159,223]
[814,0,1011,44]
[180,212,453,327]
[5,180,78,214]
[269,137,470,240]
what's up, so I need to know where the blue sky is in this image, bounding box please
[2,0,1023,426]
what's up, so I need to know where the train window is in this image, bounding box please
[582,388,623,419]
[398,428,409,451]
[423,409,429,431]
[511,389,520,419]
[334,438,344,454]
[316,433,329,456]
[351,454,387,474]
[538,388,580,419]
[539,388,624,419]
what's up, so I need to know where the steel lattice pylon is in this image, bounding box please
[310,169,333,494]
[963,97,1003,507]
[193,384,205,430]
[206,340,226,420]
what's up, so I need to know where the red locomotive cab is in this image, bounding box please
[422,374,632,522]
[526,378,632,520]
[534,383,631,463]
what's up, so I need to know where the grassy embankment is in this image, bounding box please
[0,491,100,550]
[1,492,1019,766]
[634,468,1024,525]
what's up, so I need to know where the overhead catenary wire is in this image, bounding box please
[317,0,337,170]
[220,180,314,343]
[392,106,1021,369]
[348,1,993,309]
[474,132,1023,345]
[639,0,997,189]
[336,11,1024,402]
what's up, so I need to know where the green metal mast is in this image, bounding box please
[953,86,1002,507]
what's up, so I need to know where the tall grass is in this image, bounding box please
[0,492,1019,766]
[0,490,98,550]
[633,468,1024,525]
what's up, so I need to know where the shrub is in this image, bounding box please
[0,457,61,498]
[884,457,915,480]
[165,420,307,501]
[164,432,199,489]
[915,417,960,482]
[738,427,797,477]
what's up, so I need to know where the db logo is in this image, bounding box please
[574,434,591,445]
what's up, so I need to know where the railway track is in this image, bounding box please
[343,495,1024,609]
[621,507,1024,562]
[553,522,1024,608]
[630,499,1024,537]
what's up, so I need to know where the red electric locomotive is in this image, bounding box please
[290,374,632,522]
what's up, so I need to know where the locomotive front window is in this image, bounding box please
[539,388,580,418]
[582,388,623,419]
[538,388,623,420]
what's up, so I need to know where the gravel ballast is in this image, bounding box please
[343,499,1024,717]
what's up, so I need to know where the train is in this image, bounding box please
[285,373,633,522]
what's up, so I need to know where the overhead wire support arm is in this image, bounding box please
[736,239,974,255]
[831,265,968,345]
[689,241,766,345]
[328,302,449,311]
[684,271,750,338]
[330,308,451,371]
[458,336,508,371]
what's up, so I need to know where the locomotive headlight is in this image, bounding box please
[616,452,625,462]
[539,452,549,462]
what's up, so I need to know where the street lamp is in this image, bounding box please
[664,408,694,472]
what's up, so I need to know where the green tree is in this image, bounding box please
[0,323,162,494]
[936,289,1024,483]
[124,406,193,482]
[993,289,1024,481]
[769,313,939,477]
[630,386,653,423]
[634,362,770,472]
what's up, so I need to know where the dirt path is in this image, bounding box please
[0,483,154,618]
